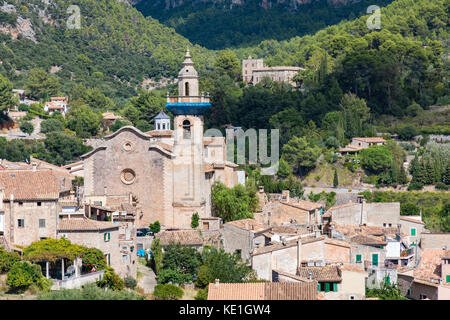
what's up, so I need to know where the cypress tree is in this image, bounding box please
[333,169,339,188]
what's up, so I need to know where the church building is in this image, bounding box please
[81,51,240,229]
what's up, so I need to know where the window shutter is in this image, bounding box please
[356,254,362,263]
[108,232,110,241]
[446,275,450,283]
[318,284,320,291]
[411,228,416,236]
[325,283,330,292]
[333,283,338,292]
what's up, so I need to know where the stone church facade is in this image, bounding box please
[82,51,240,229]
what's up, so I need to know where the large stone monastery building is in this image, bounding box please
[81,51,240,229]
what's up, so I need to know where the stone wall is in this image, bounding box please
[4,200,58,247]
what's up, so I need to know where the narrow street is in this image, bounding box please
[137,260,157,295]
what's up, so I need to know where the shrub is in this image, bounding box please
[81,248,107,272]
[400,203,420,216]
[37,283,144,300]
[191,212,199,229]
[398,126,419,141]
[153,284,184,300]
[40,118,64,133]
[19,121,34,135]
[0,248,20,273]
[7,261,44,292]
[157,268,193,285]
[408,181,423,191]
[435,182,449,190]
[96,267,124,291]
[195,288,208,300]
[124,276,137,289]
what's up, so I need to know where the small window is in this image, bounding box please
[411,228,416,236]
[388,223,392,227]
[332,283,338,292]
[383,223,386,227]
[39,219,46,228]
[37,202,42,207]
[104,232,110,242]
[356,254,362,263]
[419,294,427,300]
[18,202,23,206]
[105,253,111,265]
[446,275,450,283]
[349,295,355,300]
[18,219,24,228]
[407,289,411,296]
[162,123,166,130]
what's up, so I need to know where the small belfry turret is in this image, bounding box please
[178,50,198,97]
[154,110,170,131]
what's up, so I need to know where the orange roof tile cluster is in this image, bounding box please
[297,266,342,282]
[207,281,317,300]
[352,137,386,143]
[413,249,446,281]
[286,199,323,211]
[350,234,387,246]
[101,112,123,120]
[146,130,173,137]
[225,218,269,233]
[58,218,119,232]
[0,170,60,200]
[332,223,397,238]
[155,142,173,152]
[399,216,425,225]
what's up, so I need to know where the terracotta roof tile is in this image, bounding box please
[207,282,317,300]
[287,199,323,211]
[350,234,387,246]
[353,137,386,143]
[146,130,173,137]
[225,219,269,233]
[58,218,119,232]
[0,170,60,200]
[399,216,425,225]
[297,266,342,282]
[413,249,446,281]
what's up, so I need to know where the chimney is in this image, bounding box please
[281,190,289,203]
[215,279,219,287]
[32,163,37,171]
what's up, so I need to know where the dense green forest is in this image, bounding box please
[0,0,215,101]
[134,0,394,49]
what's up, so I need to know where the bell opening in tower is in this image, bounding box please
[185,82,190,96]
[183,120,191,139]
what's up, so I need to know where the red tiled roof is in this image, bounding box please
[58,218,119,232]
[353,137,386,143]
[350,234,387,246]
[399,216,425,225]
[287,199,323,211]
[413,249,446,281]
[225,218,269,233]
[297,266,342,282]
[207,282,317,300]
[146,130,173,137]
[0,170,60,200]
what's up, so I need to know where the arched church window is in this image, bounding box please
[183,120,191,139]
[185,82,189,96]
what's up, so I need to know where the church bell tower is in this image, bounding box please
[165,51,211,228]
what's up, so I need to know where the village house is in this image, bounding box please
[207,280,318,300]
[255,190,324,232]
[398,249,450,300]
[57,217,136,279]
[322,199,401,229]
[399,215,427,245]
[101,112,124,130]
[44,97,69,116]
[0,170,63,248]
[222,218,271,261]
[242,56,303,86]
[338,137,386,155]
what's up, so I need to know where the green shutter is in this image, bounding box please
[446,275,450,283]
[356,254,362,263]
[385,276,390,285]
[372,254,378,267]
[411,228,416,236]
[333,283,338,292]
[318,284,321,291]
[325,283,330,292]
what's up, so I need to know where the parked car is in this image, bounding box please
[137,228,151,237]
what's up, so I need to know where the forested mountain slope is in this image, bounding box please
[0,0,215,100]
[134,0,394,49]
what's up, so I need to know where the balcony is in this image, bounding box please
[166,96,210,103]
[165,95,212,115]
